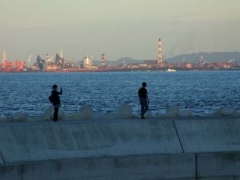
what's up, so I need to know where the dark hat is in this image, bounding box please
[142,82,147,87]
[52,84,58,89]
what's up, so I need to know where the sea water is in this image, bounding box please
[0,71,240,117]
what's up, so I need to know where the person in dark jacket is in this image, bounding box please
[138,82,149,119]
[51,84,62,121]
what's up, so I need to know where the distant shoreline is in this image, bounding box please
[1,68,240,73]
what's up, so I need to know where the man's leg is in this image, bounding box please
[140,99,145,119]
[143,101,149,115]
[141,99,148,119]
[54,107,59,121]
[140,102,144,116]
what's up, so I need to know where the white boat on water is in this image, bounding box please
[166,68,176,72]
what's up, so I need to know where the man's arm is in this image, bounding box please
[59,87,62,95]
[145,89,149,102]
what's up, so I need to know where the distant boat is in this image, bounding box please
[166,68,176,72]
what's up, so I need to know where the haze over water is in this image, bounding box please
[0,71,240,117]
[1,1,240,61]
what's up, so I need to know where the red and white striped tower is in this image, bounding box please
[157,38,163,65]
[101,54,106,66]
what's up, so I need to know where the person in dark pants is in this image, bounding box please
[138,82,149,119]
[51,84,62,121]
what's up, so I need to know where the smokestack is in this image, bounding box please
[101,54,106,66]
[157,38,163,65]
[60,49,63,59]
[199,55,204,67]
[2,48,6,63]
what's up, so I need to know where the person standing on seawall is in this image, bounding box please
[138,82,149,119]
[51,84,62,121]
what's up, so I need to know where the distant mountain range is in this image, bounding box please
[93,51,240,65]
[165,52,240,63]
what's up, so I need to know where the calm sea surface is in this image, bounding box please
[0,71,240,117]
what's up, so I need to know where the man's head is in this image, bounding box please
[52,84,58,90]
[142,82,147,87]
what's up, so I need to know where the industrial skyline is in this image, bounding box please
[1,36,240,68]
[1,36,240,72]
[1,38,164,63]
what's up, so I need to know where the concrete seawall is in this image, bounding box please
[176,119,240,153]
[0,118,240,179]
[0,120,182,163]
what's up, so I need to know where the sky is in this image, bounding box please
[1,0,240,61]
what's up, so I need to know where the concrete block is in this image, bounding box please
[61,158,88,169]
[197,177,233,180]
[12,112,27,122]
[170,154,195,172]
[24,172,59,180]
[0,165,20,180]
[88,168,114,178]
[170,154,196,179]
[197,153,240,177]
[88,177,113,180]
[143,172,170,179]
[113,175,126,180]
[197,154,218,177]
[21,160,89,180]
[212,107,239,116]
[171,171,196,180]
[124,174,145,180]
[88,157,114,169]
[0,153,4,164]
[114,156,143,168]
[114,164,143,175]
[113,156,144,175]
[143,155,170,173]
[142,154,195,179]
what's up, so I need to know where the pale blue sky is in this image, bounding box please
[1,0,240,61]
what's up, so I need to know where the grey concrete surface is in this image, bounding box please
[0,120,182,163]
[0,152,4,164]
[0,118,240,179]
[197,152,240,177]
[0,164,20,180]
[197,177,233,180]
[175,119,240,153]
[0,154,195,180]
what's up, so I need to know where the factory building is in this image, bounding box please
[83,56,93,69]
